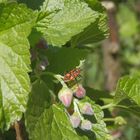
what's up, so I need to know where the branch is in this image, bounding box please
[14,121,24,140]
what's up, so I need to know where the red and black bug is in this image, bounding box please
[63,68,81,82]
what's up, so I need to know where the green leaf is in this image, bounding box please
[92,121,110,140]
[0,3,36,130]
[71,0,108,47]
[28,28,43,47]
[114,75,140,105]
[117,100,140,117]
[85,87,112,101]
[40,0,65,11]
[92,105,110,140]
[25,83,88,140]
[36,0,99,46]
[50,105,88,140]
[45,47,88,74]
[17,0,44,10]
[25,80,51,138]
[80,97,110,140]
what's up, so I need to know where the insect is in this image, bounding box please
[63,68,81,82]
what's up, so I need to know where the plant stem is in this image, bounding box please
[103,118,115,122]
[101,103,115,109]
[114,105,128,109]
[101,103,129,110]
[73,98,84,120]
[54,74,67,88]
[14,121,24,140]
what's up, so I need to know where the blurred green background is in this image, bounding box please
[83,0,140,139]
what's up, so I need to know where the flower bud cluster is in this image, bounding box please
[58,84,94,131]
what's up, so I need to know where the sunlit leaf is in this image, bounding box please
[114,75,140,105]
[27,94,110,140]
[0,3,36,130]
[71,0,108,47]
[36,0,99,46]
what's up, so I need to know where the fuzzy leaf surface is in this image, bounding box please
[25,82,88,140]
[71,0,108,47]
[0,3,36,130]
[36,0,99,46]
[114,75,140,105]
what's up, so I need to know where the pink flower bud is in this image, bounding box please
[73,85,86,99]
[80,120,92,131]
[58,87,73,107]
[79,102,94,115]
[70,112,81,128]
